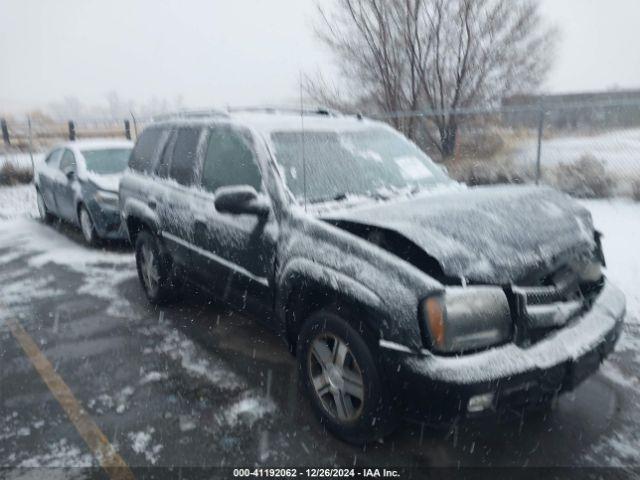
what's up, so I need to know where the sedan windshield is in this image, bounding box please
[82,148,132,174]
[270,127,451,203]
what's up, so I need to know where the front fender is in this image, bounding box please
[121,197,161,238]
[277,257,383,311]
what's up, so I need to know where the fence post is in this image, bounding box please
[535,107,544,185]
[124,119,131,140]
[68,120,76,141]
[1,118,10,146]
[28,117,34,175]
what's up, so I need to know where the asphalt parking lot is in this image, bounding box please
[1,218,640,477]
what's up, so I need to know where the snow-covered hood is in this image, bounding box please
[322,185,596,284]
[84,173,122,193]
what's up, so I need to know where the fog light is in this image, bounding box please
[467,393,494,413]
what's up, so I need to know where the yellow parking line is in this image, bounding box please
[7,318,135,480]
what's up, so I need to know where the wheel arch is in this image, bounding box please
[277,259,384,353]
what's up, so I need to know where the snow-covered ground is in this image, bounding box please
[0,184,37,219]
[581,199,640,325]
[513,128,640,175]
[0,152,44,171]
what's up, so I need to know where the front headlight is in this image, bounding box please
[94,190,119,208]
[421,287,512,353]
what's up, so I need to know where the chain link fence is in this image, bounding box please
[2,101,640,199]
[373,99,640,200]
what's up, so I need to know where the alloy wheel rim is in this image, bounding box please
[80,209,93,242]
[140,243,160,294]
[308,333,365,422]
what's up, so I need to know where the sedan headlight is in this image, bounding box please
[421,287,512,353]
[94,190,119,208]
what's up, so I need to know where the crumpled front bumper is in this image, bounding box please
[389,280,626,421]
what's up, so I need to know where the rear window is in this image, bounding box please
[169,128,202,185]
[129,128,163,173]
[82,148,131,174]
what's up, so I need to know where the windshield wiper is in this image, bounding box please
[308,192,349,204]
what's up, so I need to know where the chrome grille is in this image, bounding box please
[514,268,585,331]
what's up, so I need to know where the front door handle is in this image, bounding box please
[148,198,157,209]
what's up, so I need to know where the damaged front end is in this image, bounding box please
[320,187,626,421]
[387,244,624,422]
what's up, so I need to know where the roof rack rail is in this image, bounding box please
[152,108,229,121]
[227,105,342,117]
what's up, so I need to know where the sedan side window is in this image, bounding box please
[201,127,262,194]
[45,149,63,169]
[59,149,77,175]
[169,127,202,185]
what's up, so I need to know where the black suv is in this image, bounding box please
[119,108,626,443]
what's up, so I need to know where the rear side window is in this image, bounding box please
[155,130,176,179]
[169,128,202,185]
[129,128,163,173]
[201,127,261,193]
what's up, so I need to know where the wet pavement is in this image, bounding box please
[1,219,640,476]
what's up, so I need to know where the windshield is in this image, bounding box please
[81,148,132,174]
[270,126,451,203]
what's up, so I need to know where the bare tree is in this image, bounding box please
[309,0,557,159]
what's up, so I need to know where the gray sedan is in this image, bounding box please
[35,139,133,245]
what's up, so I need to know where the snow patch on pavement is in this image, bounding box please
[139,370,168,385]
[0,218,137,319]
[218,393,276,428]
[155,324,245,391]
[588,428,640,467]
[15,439,94,467]
[128,427,163,465]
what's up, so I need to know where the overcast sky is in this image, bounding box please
[1,0,640,114]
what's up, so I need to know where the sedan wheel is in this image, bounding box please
[139,242,160,297]
[308,333,365,422]
[36,191,53,224]
[79,207,96,245]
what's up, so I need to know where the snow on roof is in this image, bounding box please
[229,112,385,136]
[54,138,134,151]
[150,111,388,137]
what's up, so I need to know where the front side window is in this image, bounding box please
[45,149,63,169]
[169,128,202,185]
[201,126,262,194]
[59,149,76,174]
[270,127,451,203]
[129,128,163,173]
[82,148,132,174]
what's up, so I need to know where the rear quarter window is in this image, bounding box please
[129,128,164,173]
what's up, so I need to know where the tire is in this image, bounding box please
[297,310,398,444]
[79,205,99,246]
[135,230,181,305]
[36,190,54,224]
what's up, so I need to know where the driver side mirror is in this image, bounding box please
[64,169,76,180]
[214,185,270,216]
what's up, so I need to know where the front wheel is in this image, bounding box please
[36,190,54,224]
[135,230,181,305]
[79,206,98,246]
[297,310,398,444]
